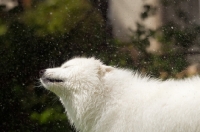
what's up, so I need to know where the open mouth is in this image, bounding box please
[45,78,64,83]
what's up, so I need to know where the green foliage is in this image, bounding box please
[129,2,200,78]
[0,20,7,35]
[130,22,188,77]
[141,4,157,19]
[30,107,67,124]
[23,0,91,35]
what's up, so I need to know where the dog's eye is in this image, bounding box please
[63,65,71,68]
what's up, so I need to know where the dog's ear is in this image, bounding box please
[98,65,113,77]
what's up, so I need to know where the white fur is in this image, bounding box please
[40,57,200,132]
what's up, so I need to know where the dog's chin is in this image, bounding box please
[40,77,65,94]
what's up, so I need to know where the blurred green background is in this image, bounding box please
[1,0,199,131]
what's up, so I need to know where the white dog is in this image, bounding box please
[40,57,200,132]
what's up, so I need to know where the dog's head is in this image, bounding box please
[40,57,113,97]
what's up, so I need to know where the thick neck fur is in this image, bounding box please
[58,69,157,132]
[59,82,106,132]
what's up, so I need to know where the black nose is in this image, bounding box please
[39,69,46,77]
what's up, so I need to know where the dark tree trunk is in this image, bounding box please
[90,0,113,38]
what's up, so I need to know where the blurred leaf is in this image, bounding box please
[23,0,91,36]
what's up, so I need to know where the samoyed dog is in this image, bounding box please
[40,57,200,132]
